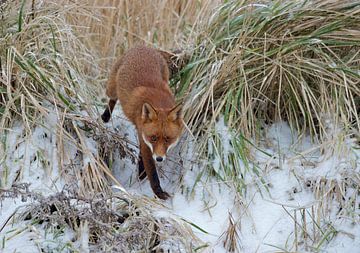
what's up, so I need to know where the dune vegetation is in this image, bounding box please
[0,0,359,252]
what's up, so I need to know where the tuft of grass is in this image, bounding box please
[204,117,268,196]
[61,0,219,70]
[183,0,360,139]
[177,0,360,197]
[279,205,343,252]
[1,0,359,251]
[1,185,201,252]
[0,1,215,251]
[222,212,241,252]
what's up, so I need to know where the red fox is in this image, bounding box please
[101,46,183,200]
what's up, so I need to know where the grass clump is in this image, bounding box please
[0,1,205,250]
[1,0,359,252]
[184,0,359,138]
[1,184,200,252]
[179,0,360,195]
[0,1,101,127]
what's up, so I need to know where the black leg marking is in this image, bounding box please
[101,99,117,123]
[138,155,147,180]
[149,169,170,200]
[101,108,111,122]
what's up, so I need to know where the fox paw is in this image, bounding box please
[101,111,111,123]
[155,191,171,200]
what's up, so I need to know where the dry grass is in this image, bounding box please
[62,0,219,70]
[1,0,359,252]
[0,1,216,251]
[177,0,360,199]
[181,0,360,139]
[0,184,200,252]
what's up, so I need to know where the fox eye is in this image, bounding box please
[150,135,158,142]
[164,136,170,143]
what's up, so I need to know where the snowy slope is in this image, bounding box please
[1,106,359,252]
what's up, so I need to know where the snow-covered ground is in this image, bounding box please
[1,106,359,252]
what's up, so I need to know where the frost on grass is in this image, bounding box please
[1,0,359,252]
[1,185,194,252]
[0,108,200,252]
[173,116,360,252]
[239,120,360,252]
[1,105,360,252]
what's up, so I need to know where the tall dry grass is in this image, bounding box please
[62,0,219,69]
[1,0,358,204]
[174,0,360,189]
[182,0,360,139]
[1,0,359,251]
[0,1,217,251]
[0,0,220,193]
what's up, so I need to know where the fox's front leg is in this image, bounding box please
[139,138,170,200]
[138,155,146,180]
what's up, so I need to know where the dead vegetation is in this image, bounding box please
[0,1,208,251]
[0,0,359,252]
[1,184,198,252]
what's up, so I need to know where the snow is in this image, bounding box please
[1,105,359,252]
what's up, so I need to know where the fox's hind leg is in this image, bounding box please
[101,98,117,122]
[158,49,188,78]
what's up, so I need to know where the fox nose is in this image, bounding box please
[156,156,163,162]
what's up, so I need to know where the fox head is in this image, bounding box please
[140,102,183,162]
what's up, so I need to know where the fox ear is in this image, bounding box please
[168,103,183,121]
[142,103,157,121]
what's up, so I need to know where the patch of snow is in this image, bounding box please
[2,105,359,253]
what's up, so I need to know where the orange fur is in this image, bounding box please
[102,46,183,200]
